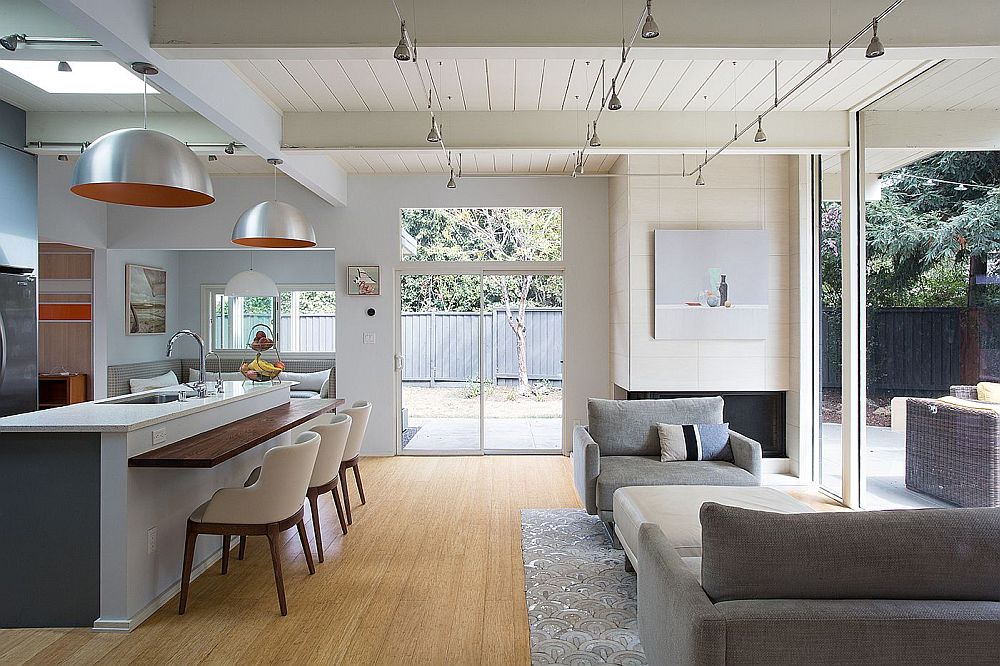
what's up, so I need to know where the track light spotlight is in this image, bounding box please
[641,0,660,39]
[607,80,622,111]
[866,18,885,58]
[447,169,457,189]
[426,116,441,143]
[57,61,72,73]
[754,117,767,143]
[394,20,411,61]
[0,34,24,52]
[224,141,236,155]
[589,121,601,147]
[208,154,218,162]
[695,167,706,187]
[57,154,68,162]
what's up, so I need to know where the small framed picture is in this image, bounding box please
[347,265,380,295]
[126,263,167,334]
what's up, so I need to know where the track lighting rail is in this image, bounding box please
[682,0,905,178]
[27,140,246,152]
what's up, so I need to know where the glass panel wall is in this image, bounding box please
[818,156,844,496]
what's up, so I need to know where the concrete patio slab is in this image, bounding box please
[405,417,561,451]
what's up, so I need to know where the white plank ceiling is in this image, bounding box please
[867,59,1000,111]
[329,150,619,175]
[229,57,933,113]
[822,149,936,175]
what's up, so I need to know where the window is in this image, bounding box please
[205,286,335,354]
[401,207,563,261]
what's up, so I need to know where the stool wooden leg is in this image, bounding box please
[266,524,287,616]
[352,463,366,505]
[332,485,348,535]
[340,467,353,525]
[307,489,324,563]
[221,534,231,574]
[296,519,316,575]
[179,524,197,614]
[238,536,246,560]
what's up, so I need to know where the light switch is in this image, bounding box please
[363,331,376,344]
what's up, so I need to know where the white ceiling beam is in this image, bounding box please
[864,110,1000,150]
[38,0,348,206]
[283,111,850,153]
[151,0,1000,60]
[25,111,227,144]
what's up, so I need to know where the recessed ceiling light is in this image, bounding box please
[0,60,158,94]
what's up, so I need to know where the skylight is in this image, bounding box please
[0,61,158,94]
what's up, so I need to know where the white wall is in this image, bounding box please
[102,173,610,455]
[616,154,794,392]
[175,249,336,333]
[105,249,181,365]
[36,156,108,249]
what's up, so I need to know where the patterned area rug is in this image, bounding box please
[520,509,646,665]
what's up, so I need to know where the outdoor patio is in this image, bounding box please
[404,417,561,451]
[820,423,952,509]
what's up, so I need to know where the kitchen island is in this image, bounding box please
[0,381,342,631]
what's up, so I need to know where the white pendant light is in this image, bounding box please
[231,158,317,248]
[225,252,278,297]
[71,63,214,207]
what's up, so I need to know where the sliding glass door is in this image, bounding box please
[396,270,564,455]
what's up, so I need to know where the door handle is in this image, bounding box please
[0,309,7,392]
[394,354,405,370]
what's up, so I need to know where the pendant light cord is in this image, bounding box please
[273,162,278,201]
[142,73,148,130]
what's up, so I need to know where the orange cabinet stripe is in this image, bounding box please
[39,303,92,321]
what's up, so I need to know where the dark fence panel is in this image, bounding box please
[822,307,1000,396]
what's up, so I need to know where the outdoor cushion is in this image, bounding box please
[588,397,725,457]
[595,456,756,511]
[976,381,1000,403]
[700,503,1000,603]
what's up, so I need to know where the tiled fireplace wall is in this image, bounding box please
[610,154,807,471]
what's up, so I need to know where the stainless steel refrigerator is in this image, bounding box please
[0,266,37,416]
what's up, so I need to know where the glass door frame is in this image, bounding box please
[393,263,565,456]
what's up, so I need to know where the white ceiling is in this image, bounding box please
[229,57,933,114]
[822,149,937,175]
[867,58,1000,111]
[0,65,190,113]
[329,150,619,175]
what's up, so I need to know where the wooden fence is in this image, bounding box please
[401,309,563,386]
[821,307,1000,395]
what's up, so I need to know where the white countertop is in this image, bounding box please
[0,381,293,433]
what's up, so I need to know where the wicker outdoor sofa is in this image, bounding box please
[905,385,1000,507]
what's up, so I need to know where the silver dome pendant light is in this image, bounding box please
[231,159,317,248]
[71,62,214,207]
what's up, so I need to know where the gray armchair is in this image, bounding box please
[573,397,762,533]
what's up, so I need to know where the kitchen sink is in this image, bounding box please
[101,393,184,405]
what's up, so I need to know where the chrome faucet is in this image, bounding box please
[166,330,207,398]
[206,351,224,394]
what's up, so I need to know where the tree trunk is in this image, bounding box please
[515,323,529,394]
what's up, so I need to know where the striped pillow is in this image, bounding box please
[657,422,732,462]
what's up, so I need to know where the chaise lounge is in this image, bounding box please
[572,397,762,537]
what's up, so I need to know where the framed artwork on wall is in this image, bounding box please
[347,265,380,295]
[126,263,167,335]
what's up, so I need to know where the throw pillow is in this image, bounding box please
[657,422,732,462]
[976,382,1000,403]
[129,370,179,393]
[280,369,329,392]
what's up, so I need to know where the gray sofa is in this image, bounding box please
[637,503,1000,665]
[572,397,762,532]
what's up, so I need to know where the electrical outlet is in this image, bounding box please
[152,427,167,446]
[362,331,376,344]
[147,526,157,554]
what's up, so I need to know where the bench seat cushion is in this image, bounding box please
[613,485,813,562]
[597,456,757,512]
